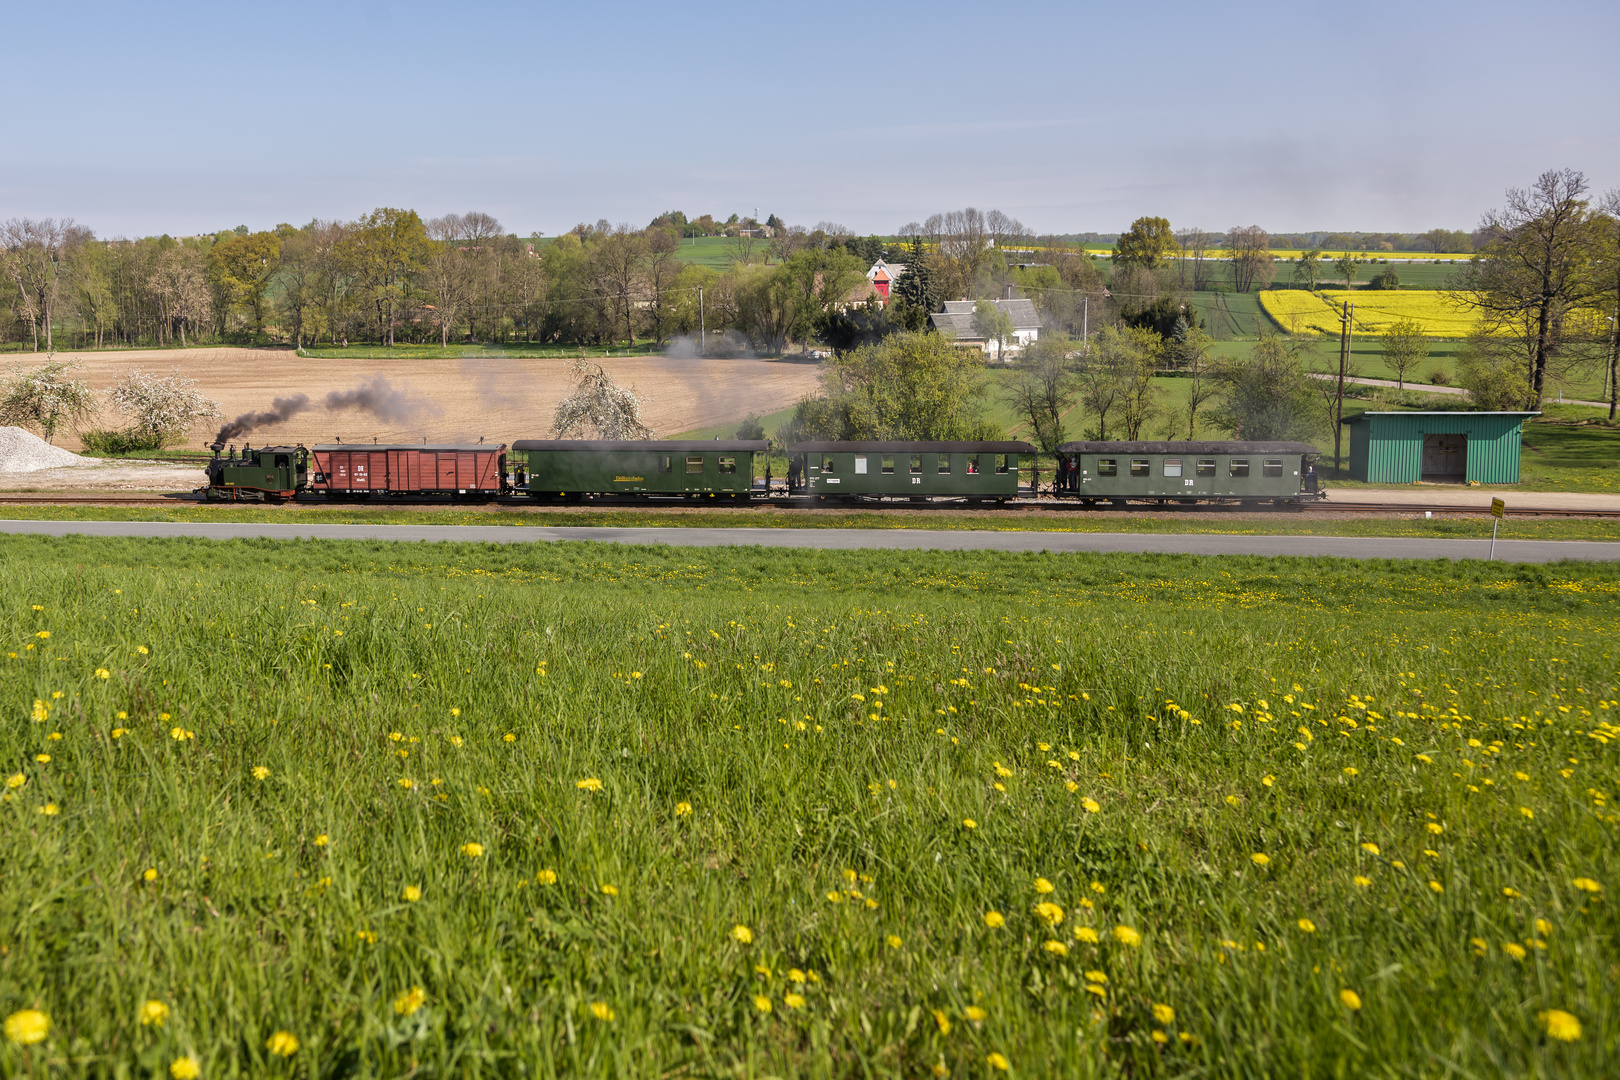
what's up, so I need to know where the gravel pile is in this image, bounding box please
[0,427,98,473]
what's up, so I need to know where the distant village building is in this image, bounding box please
[866,259,906,301]
[928,298,1042,358]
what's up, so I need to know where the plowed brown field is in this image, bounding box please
[50,348,822,450]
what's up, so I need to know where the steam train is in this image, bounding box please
[202,438,1325,506]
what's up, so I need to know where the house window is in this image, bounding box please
[1097,458,1117,477]
[966,455,980,474]
[685,456,704,475]
[1130,459,1150,477]
[1163,458,1182,477]
[938,455,951,474]
[822,455,835,473]
[854,455,868,474]
[1197,458,1216,477]
[910,454,922,474]
[659,455,673,474]
[881,455,895,474]
[1263,459,1284,478]
[1229,459,1250,478]
[717,456,736,475]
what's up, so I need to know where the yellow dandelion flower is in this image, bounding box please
[1338,989,1362,1011]
[1503,887,1520,898]
[784,993,806,1010]
[1471,937,1489,956]
[601,884,618,896]
[393,986,426,1016]
[397,778,414,789]
[1502,941,1527,959]
[1113,925,1142,947]
[265,1030,299,1057]
[1251,853,1271,866]
[402,885,422,902]
[1354,875,1372,888]
[252,766,270,781]
[964,1006,987,1022]
[1539,1009,1581,1041]
[961,818,977,829]
[1083,969,1108,984]
[932,1008,951,1034]
[4,1009,49,1046]
[1152,1003,1175,1024]
[1043,940,1069,956]
[35,754,50,764]
[1519,807,1534,819]
[1343,767,1359,777]
[986,1052,1010,1071]
[1034,901,1064,926]
[143,868,158,882]
[753,995,773,1014]
[139,999,170,1027]
[96,668,110,680]
[536,869,557,885]
[1536,918,1552,936]
[460,842,484,858]
[5,774,24,789]
[1064,780,1079,792]
[1081,796,1100,813]
[576,777,602,791]
[1428,880,1444,894]
[1571,878,1602,893]
[314,834,329,847]
[1033,877,1055,894]
[169,1055,200,1079]
[1074,926,1099,942]
[984,911,1005,928]
[1297,918,1316,933]
[1262,775,1275,787]
[732,924,753,945]
[1360,843,1380,856]
[825,890,843,903]
[675,801,692,816]
[589,1002,615,1022]
[887,935,902,950]
[1426,823,1443,834]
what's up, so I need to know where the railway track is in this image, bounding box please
[0,494,1616,518]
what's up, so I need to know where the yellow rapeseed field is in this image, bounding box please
[1260,290,1480,338]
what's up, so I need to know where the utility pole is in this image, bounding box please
[1335,301,1353,474]
[1082,295,1089,354]
[699,286,705,357]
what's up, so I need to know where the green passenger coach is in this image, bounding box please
[790,441,1035,501]
[511,440,767,500]
[1056,441,1321,504]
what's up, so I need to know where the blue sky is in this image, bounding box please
[6,0,1617,238]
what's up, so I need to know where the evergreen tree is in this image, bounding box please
[892,238,937,318]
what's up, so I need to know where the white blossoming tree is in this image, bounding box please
[551,360,654,440]
[105,366,222,449]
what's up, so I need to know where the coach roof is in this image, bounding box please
[512,440,768,452]
[788,441,1036,453]
[312,443,504,452]
[1057,441,1319,455]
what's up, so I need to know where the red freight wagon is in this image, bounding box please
[310,443,506,498]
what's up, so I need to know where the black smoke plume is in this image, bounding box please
[323,377,441,423]
[212,394,313,448]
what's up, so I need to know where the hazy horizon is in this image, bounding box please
[6,0,1617,239]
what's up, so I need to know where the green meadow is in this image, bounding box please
[2,536,1616,1077]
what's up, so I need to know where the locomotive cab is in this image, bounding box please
[205,443,308,501]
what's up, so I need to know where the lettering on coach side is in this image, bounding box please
[614,476,645,482]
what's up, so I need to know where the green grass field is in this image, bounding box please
[1,537,1615,1077]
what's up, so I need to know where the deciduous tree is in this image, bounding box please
[1381,317,1428,389]
[0,357,96,442]
[1115,216,1174,270]
[1212,335,1320,441]
[1227,226,1273,293]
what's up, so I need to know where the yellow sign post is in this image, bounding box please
[1489,499,1505,559]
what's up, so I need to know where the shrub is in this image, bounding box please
[1427,366,1451,386]
[1367,269,1401,290]
[80,427,170,455]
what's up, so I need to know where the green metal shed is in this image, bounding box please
[1339,411,1539,484]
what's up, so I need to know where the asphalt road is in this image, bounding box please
[0,519,1615,562]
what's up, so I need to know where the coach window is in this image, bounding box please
[910,454,923,474]
[966,454,980,474]
[659,455,673,474]
[854,454,868,474]
[881,455,895,474]
[996,454,1010,474]
[1229,458,1250,478]
[717,455,736,475]
[822,455,835,473]
[686,456,705,474]
[938,454,952,474]
[1098,458,1117,476]
[1163,458,1182,477]
[274,455,290,468]
[1263,459,1284,478]
[1197,458,1216,477]
[1130,459,1150,477]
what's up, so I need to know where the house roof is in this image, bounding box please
[930,298,1042,339]
[867,259,906,281]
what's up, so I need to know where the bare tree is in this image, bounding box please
[1453,169,1600,403]
[1,217,92,350]
[1003,334,1079,453]
[154,246,212,347]
[1599,190,1620,420]
[1227,225,1273,293]
[644,229,684,346]
[588,225,649,346]
[425,214,473,347]
[927,207,991,299]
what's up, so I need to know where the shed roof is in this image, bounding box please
[789,441,1036,453]
[1058,441,1319,454]
[1341,411,1540,425]
[513,440,767,452]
